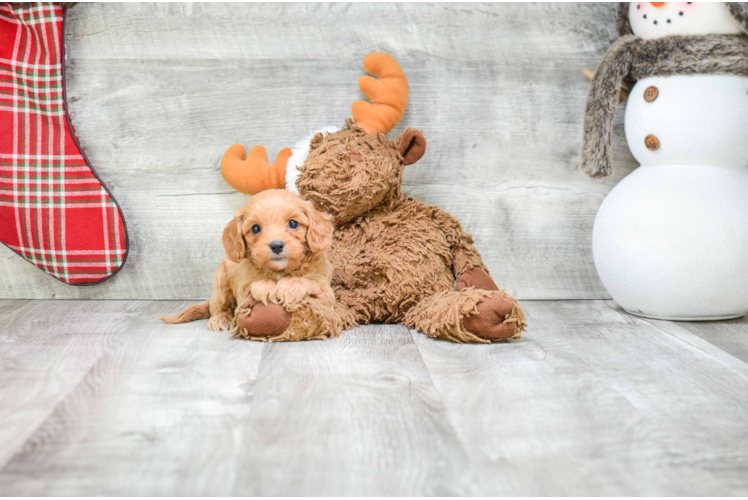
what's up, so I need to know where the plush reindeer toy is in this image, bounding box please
[221,53,526,343]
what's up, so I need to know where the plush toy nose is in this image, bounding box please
[269,240,285,255]
[650,2,666,7]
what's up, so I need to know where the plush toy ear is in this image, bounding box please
[304,204,334,254]
[222,216,246,262]
[398,128,426,165]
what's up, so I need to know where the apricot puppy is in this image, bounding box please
[160,189,337,339]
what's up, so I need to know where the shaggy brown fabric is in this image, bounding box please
[298,120,404,225]
[295,121,527,343]
[233,292,355,342]
[581,33,748,178]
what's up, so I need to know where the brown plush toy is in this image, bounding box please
[222,53,526,343]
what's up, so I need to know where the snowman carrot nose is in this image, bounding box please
[650,2,666,7]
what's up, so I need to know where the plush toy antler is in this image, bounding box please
[352,52,409,135]
[221,52,409,194]
[220,145,292,195]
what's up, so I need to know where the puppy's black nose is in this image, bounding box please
[269,240,285,255]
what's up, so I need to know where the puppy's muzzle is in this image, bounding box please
[269,240,285,255]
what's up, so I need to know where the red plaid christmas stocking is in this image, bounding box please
[0,3,127,285]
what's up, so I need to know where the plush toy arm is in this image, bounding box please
[234,286,349,342]
[428,205,491,284]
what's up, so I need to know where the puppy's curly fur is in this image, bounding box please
[159,189,345,341]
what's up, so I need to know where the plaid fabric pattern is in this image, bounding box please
[0,3,127,285]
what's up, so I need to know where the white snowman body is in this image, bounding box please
[592,3,748,319]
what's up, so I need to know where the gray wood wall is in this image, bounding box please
[0,3,638,300]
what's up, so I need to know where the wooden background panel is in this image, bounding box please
[0,3,639,299]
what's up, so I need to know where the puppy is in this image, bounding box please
[160,189,335,333]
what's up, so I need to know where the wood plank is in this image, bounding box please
[410,300,748,496]
[0,300,150,471]
[0,301,265,496]
[668,315,748,365]
[0,318,474,495]
[2,299,748,495]
[232,325,476,496]
[0,2,634,300]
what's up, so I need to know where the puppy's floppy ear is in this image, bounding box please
[222,216,246,262]
[304,203,334,254]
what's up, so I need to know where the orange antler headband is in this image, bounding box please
[221,52,409,195]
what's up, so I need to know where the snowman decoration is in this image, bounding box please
[582,2,748,320]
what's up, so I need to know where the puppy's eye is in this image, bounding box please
[251,224,261,234]
[288,219,299,230]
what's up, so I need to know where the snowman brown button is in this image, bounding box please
[645,134,660,151]
[644,86,658,102]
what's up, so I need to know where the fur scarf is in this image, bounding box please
[581,30,748,178]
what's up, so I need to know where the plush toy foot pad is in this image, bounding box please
[234,296,292,340]
[461,292,524,341]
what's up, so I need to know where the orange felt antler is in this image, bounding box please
[352,52,409,135]
[220,144,292,195]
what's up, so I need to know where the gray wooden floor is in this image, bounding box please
[1,299,747,495]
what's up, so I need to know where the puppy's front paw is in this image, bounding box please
[208,312,233,332]
[273,277,322,307]
[250,279,277,304]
